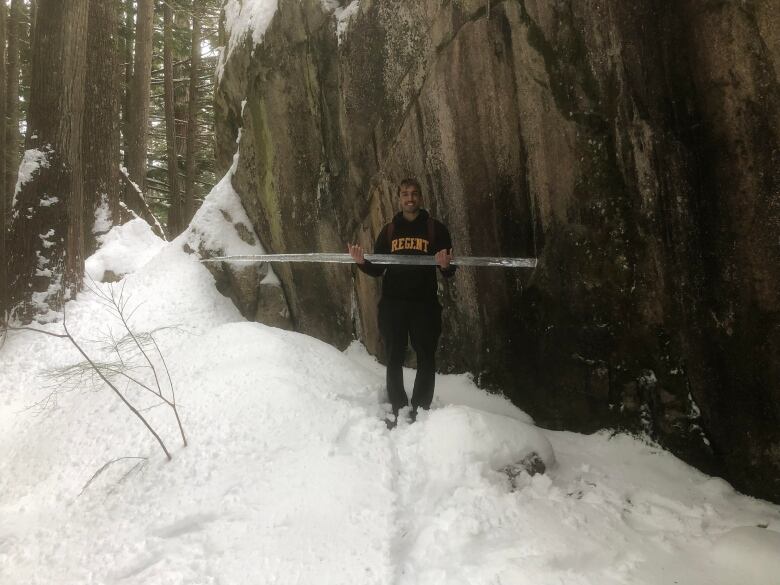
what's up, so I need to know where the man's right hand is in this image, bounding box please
[348,243,366,265]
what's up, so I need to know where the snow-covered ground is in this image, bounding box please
[1,220,779,585]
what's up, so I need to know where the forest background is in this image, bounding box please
[0,0,219,322]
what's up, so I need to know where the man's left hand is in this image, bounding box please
[435,248,453,269]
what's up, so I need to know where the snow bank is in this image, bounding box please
[1,209,780,584]
[711,526,780,584]
[0,218,553,585]
[399,406,553,474]
[85,218,166,282]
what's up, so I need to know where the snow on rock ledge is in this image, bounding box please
[219,0,360,80]
[222,0,279,66]
[181,167,291,329]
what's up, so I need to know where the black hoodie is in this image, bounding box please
[358,209,455,301]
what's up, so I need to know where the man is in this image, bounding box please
[348,178,455,428]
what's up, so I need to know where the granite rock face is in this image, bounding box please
[215,0,780,502]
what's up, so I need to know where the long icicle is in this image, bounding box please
[200,253,537,269]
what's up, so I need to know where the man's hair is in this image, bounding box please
[397,177,422,196]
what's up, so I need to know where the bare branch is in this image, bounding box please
[7,286,188,459]
[79,456,148,496]
[61,315,172,460]
[150,334,186,446]
[4,325,68,339]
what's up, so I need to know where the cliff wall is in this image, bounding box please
[215,0,780,501]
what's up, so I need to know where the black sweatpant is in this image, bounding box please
[378,297,442,415]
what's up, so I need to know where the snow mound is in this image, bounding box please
[85,217,166,282]
[2,197,780,584]
[398,405,553,474]
[0,234,560,584]
[711,526,780,584]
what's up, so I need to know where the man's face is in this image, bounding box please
[399,184,421,214]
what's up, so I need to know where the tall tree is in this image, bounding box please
[83,0,121,254]
[163,0,181,234]
[122,0,134,167]
[19,0,33,143]
[8,0,89,321]
[1,0,8,319]
[183,2,201,225]
[125,0,154,197]
[4,0,22,200]
[107,0,220,232]
[174,6,189,205]
[28,0,36,40]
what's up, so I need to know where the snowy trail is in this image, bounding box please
[2,220,780,585]
[383,408,553,585]
[346,349,780,585]
[152,324,398,585]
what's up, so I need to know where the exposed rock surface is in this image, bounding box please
[215,0,780,502]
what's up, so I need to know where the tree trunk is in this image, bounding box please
[83,0,121,255]
[8,0,89,322]
[4,0,22,201]
[125,0,153,199]
[122,0,133,168]
[174,7,188,209]
[28,0,36,40]
[20,0,33,143]
[163,2,181,235]
[183,5,201,225]
[1,0,7,320]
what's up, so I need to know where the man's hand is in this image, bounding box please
[435,248,453,269]
[348,243,366,265]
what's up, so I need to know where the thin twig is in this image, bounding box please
[62,313,172,461]
[4,325,68,339]
[88,281,187,448]
[115,459,147,487]
[7,284,186,458]
[125,300,146,324]
[150,334,186,446]
[109,292,166,407]
[79,456,148,496]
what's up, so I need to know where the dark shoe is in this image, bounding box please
[409,407,418,423]
[385,414,398,430]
